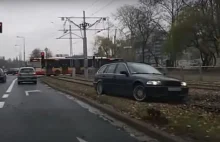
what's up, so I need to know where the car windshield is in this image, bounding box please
[20,68,35,73]
[127,63,162,75]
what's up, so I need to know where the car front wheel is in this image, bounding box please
[96,82,103,95]
[133,84,146,102]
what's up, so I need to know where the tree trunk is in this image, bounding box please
[142,42,145,63]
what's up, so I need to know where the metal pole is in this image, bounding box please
[83,11,88,79]
[45,48,48,76]
[23,38,26,66]
[69,24,74,77]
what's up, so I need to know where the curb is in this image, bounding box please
[41,78,188,142]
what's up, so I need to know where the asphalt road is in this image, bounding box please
[0,75,158,142]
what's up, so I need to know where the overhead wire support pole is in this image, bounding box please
[69,24,74,77]
[58,13,109,79]
[83,10,88,79]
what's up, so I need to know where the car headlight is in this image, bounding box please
[181,82,187,86]
[146,81,161,85]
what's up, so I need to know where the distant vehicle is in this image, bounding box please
[0,68,6,83]
[17,67,37,85]
[7,68,19,75]
[93,62,188,102]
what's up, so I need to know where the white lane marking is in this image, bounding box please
[76,137,87,142]
[2,94,9,98]
[25,90,41,96]
[6,78,17,93]
[0,102,5,108]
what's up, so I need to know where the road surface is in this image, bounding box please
[0,75,158,142]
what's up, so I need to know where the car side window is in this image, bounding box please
[115,64,127,74]
[105,64,117,73]
[97,65,107,74]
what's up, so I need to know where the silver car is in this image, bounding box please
[17,67,37,85]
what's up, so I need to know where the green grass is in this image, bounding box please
[42,77,220,142]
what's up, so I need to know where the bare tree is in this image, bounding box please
[115,4,161,64]
[46,48,53,58]
[31,48,41,58]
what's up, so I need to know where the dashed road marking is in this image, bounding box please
[2,94,9,98]
[6,78,17,93]
[0,102,5,108]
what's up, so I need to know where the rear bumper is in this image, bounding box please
[18,77,37,82]
[145,86,189,97]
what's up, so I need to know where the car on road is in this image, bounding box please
[0,68,6,83]
[17,67,37,85]
[93,62,188,102]
[7,68,19,75]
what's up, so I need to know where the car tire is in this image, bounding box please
[3,78,6,83]
[18,81,21,85]
[96,82,103,95]
[133,84,146,102]
[34,81,37,85]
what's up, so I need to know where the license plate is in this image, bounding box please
[168,87,181,91]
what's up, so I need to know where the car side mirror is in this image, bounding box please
[120,71,129,76]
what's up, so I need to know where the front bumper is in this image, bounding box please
[145,86,188,97]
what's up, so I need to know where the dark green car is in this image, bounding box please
[17,67,37,85]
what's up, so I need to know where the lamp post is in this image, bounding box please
[17,36,25,66]
[15,45,22,67]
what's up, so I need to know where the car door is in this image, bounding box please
[102,64,117,94]
[114,63,133,96]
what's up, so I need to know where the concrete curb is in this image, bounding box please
[41,78,188,142]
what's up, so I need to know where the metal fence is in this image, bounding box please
[156,66,220,82]
[79,66,220,82]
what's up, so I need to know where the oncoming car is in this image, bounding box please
[17,67,37,85]
[93,62,188,102]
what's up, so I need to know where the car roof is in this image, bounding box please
[19,67,35,70]
[104,62,150,66]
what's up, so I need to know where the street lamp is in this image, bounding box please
[17,36,26,64]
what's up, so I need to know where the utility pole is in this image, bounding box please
[69,24,74,77]
[82,11,88,79]
[58,12,108,79]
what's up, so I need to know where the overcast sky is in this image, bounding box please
[0,0,138,60]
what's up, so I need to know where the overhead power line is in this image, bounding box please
[85,0,100,11]
[91,0,116,16]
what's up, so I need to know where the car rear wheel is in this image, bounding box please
[33,81,37,84]
[133,84,146,102]
[17,81,21,85]
[96,82,103,95]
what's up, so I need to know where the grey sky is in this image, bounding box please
[0,0,138,60]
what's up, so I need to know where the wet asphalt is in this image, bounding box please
[0,75,158,142]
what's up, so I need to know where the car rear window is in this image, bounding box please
[20,68,35,73]
[97,65,107,74]
[105,64,117,73]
